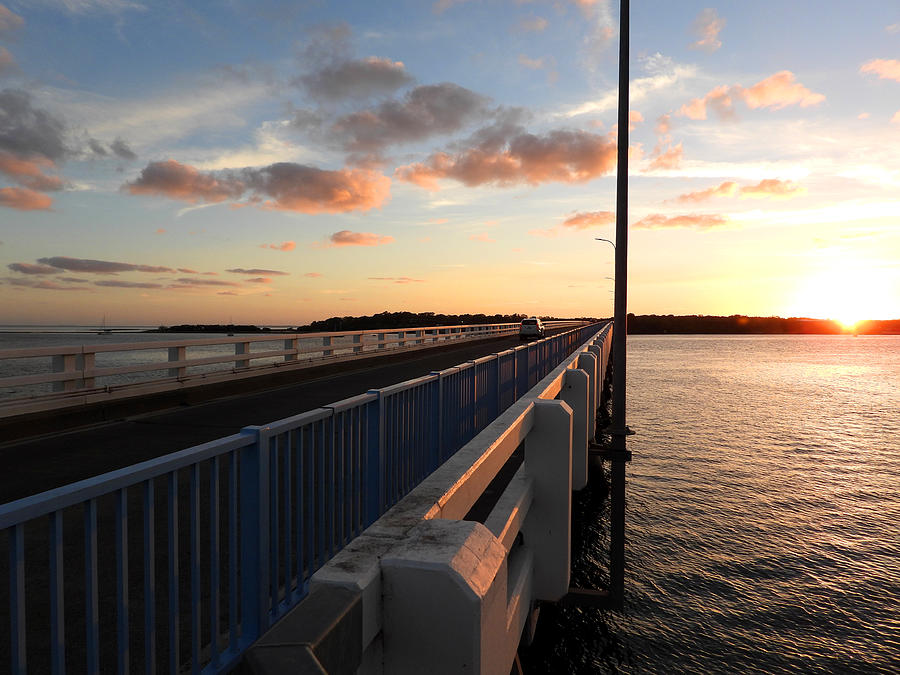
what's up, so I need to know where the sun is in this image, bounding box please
[785,265,891,327]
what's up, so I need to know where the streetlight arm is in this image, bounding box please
[595,237,616,250]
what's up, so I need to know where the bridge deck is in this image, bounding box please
[0,330,560,505]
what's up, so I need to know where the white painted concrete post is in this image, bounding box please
[561,369,590,491]
[588,345,602,405]
[168,346,186,378]
[235,341,251,369]
[377,333,386,350]
[522,399,572,601]
[322,336,334,357]
[381,519,510,675]
[51,354,77,392]
[283,337,298,362]
[353,334,363,354]
[81,352,95,388]
[577,352,598,439]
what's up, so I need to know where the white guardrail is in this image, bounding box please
[0,321,585,417]
[254,323,613,674]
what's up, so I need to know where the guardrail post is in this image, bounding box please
[416,330,424,345]
[377,333,386,351]
[522,399,572,601]
[283,337,298,362]
[235,342,251,370]
[399,331,407,347]
[364,391,383,526]
[168,346,186,378]
[323,336,334,357]
[353,335,363,354]
[576,352,598,441]
[51,353,82,392]
[562,369,590,491]
[239,425,271,643]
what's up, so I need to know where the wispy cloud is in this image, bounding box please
[368,276,425,284]
[634,213,730,230]
[0,4,25,36]
[326,230,394,247]
[260,241,295,251]
[36,256,174,274]
[689,8,725,52]
[7,262,60,275]
[672,179,805,203]
[860,59,900,83]
[563,211,616,229]
[679,71,824,120]
[95,280,163,288]
[226,268,289,276]
[514,16,547,33]
[469,232,495,243]
[0,187,53,210]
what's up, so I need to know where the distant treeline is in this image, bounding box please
[628,315,900,335]
[151,312,593,334]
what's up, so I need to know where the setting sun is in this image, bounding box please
[785,265,894,327]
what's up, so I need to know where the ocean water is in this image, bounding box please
[528,335,900,674]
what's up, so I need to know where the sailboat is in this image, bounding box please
[98,314,112,335]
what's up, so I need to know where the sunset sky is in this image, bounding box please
[1,0,898,326]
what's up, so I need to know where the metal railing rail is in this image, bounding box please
[0,321,585,417]
[0,322,605,675]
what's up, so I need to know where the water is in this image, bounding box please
[529,335,900,674]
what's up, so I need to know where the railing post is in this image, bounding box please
[51,353,82,392]
[562,369,590,491]
[322,336,334,357]
[416,330,424,345]
[239,425,271,643]
[235,342,251,370]
[364,391,384,526]
[283,337,298,362]
[353,334,363,354]
[377,333,386,350]
[577,352,598,441]
[168,346,186,378]
[522,399,572,601]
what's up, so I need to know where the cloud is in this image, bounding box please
[247,277,272,284]
[470,232,495,243]
[326,83,490,156]
[634,213,729,230]
[656,113,672,137]
[327,230,394,247]
[673,181,738,203]
[739,178,805,199]
[31,0,146,14]
[396,128,617,189]
[110,137,137,160]
[5,277,87,291]
[562,210,616,229]
[0,151,64,191]
[171,278,239,287]
[126,160,390,213]
[515,16,547,33]
[304,272,323,278]
[261,241,295,251]
[888,23,900,35]
[645,142,683,171]
[741,71,825,110]
[860,59,900,83]
[689,8,725,52]
[679,85,737,120]
[679,72,824,120]
[0,89,69,161]
[518,55,545,70]
[0,187,53,210]
[8,262,60,274]
[297,56,413,100]
[95,280,163,289]
[0,47,16,74]
[217,291,238,296]
[36,256,174,274]
[368,276,425,284]
[0,5,24,37]
[433,0,471,13]
[226,267,289,276]
[126,159,244,203]
[893,111,900,125]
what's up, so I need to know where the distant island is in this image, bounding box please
[149,313,900,335]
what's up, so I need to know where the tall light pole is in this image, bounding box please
[609,0,630,609]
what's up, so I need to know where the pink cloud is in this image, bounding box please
[645,143,683,171]
[261,241,296,251]
[247,277,272,284]
[740,179,806,199]
[226,268,288,276]
[155,228,166,234]
[396,129,617,189]
[7,262,60,275]
[860,59,900,82]
[673,182,738,203]
[740,71,825,110]
[368,277,425,284]
[470,232,495,243]
[679,85,737,120]
[304,272,323,278]
[0,151,63,192]
[5,278,86,291]
[126,160,390,214]
[178,268,199,274]
[0,5,24,36]
[562,211,616,229]
[892,111,900,125]
[634,213,729,230]
[0,187,53,210]
[689,8,725,52]
[328,230,394,247]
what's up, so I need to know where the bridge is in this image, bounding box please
[0,320,619,674]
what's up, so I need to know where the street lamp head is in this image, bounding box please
[595,237,616,250]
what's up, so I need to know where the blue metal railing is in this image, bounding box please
[0,322,604,674]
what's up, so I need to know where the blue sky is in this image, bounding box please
[1,0,898,326]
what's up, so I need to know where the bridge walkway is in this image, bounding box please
[0,329,564,505]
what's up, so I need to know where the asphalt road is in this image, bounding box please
[1,330,562,504]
